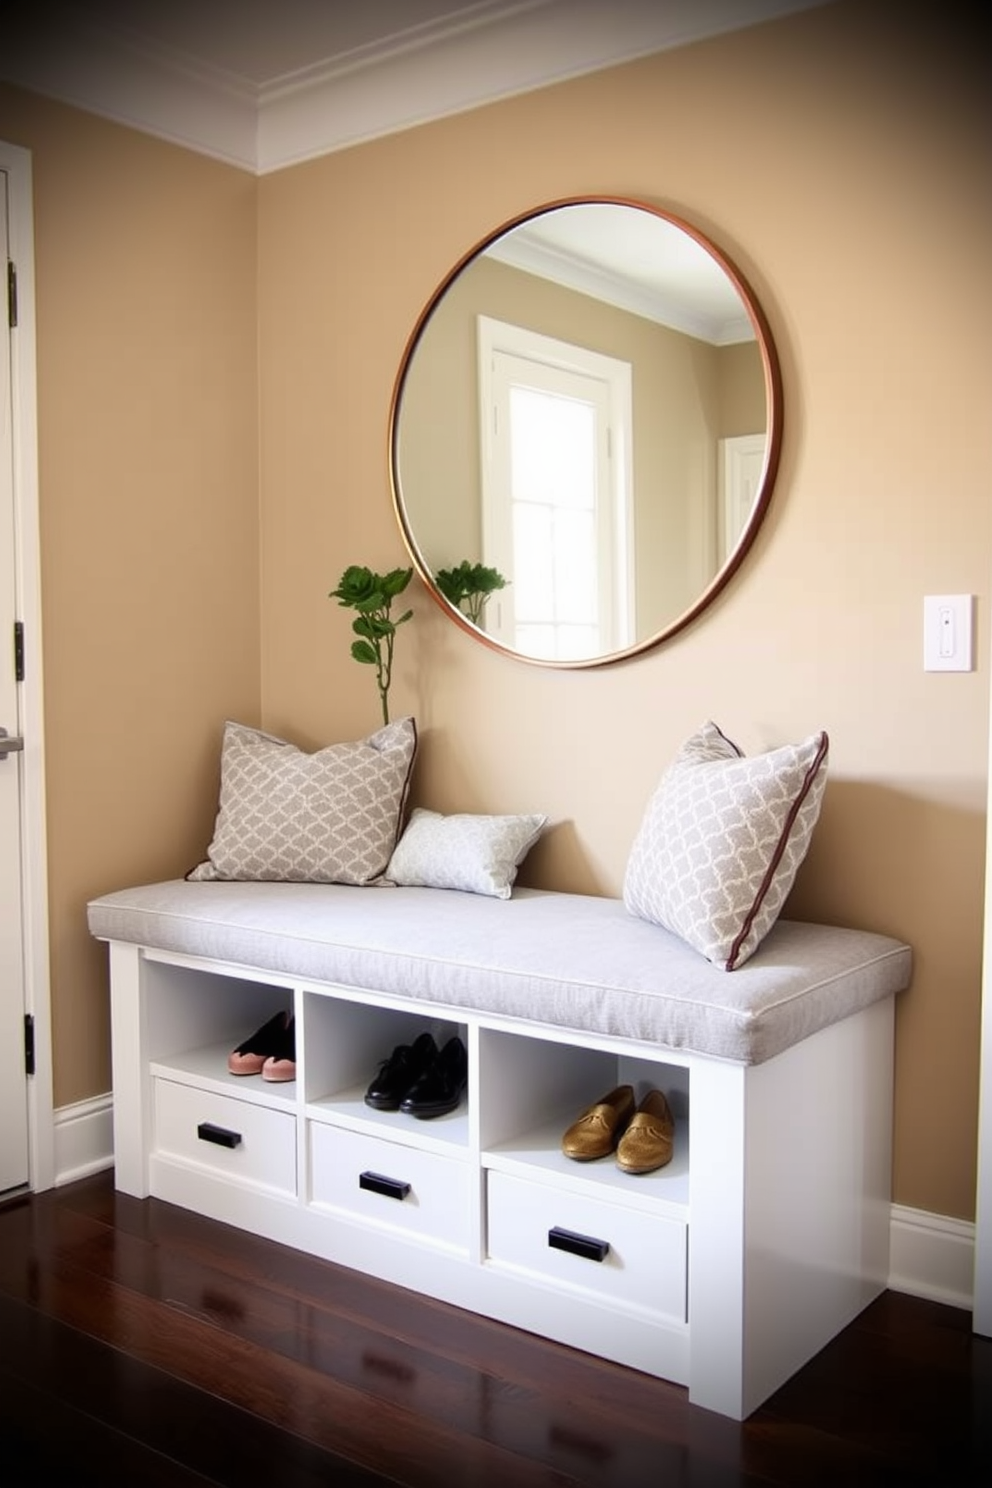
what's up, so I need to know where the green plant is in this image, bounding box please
[434,560,508,627]
[329,564,413,725]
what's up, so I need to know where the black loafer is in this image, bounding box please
[399,1036,467,1119]
[364,1032,437,1110]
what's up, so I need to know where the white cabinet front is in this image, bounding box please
[486,1170,687,1322]
[153,1078,298,1197]
[309,1123,471,1254]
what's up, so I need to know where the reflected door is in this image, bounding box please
[718,434,766,564]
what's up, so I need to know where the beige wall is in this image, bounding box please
[0,87,261,1105]
[258,0,990,1222]
[719,341,765,437]
[1,0,989,1223]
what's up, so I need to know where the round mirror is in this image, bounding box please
[389,197,782,667]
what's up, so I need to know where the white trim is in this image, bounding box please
[3,1,829,174]
[1,141,54,1195]
[53,1095,114,1187]
[974,567,992,1336]
[888,1204,976,1312]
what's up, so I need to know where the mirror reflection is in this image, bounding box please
[390,198,781,666]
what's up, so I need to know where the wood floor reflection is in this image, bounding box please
[0,1172,987,1487]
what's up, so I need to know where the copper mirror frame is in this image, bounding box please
[389,196,782,668]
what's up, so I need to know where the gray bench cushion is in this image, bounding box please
[87,880,912,1066]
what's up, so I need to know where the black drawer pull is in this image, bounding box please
[359,1170,411,1201]
[197,1122,242,1149]
[548,1226,610,1263]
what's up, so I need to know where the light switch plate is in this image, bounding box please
[923,594,974,672]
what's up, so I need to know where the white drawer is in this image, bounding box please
[309,1123,470,1253]
[153,1078,297,1197]
[486,1170,687,1322]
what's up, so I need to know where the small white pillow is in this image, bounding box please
[386,808,547,899]
[623,721,829,970]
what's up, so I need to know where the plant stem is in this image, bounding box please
[378,629,392,724]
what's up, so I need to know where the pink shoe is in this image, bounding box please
[228,1011,292,1076]
[262,1016,296,1083]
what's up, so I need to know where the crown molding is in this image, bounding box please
[3,9,260,168]
[2,1,829,175]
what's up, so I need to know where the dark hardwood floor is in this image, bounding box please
[0,1172,987,1488]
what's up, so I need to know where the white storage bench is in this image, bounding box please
[88,878,912,1420]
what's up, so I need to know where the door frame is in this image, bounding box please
[976,608,992,1335]
[2,139,54,1193]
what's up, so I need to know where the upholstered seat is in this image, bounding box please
[88,879,911,1066]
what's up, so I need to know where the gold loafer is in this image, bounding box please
[616,1090,675,1174]
[561,1084,635,1161]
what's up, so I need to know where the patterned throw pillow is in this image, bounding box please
[386,808,547,899]
[623,721,829,970]
[187,717,417,886]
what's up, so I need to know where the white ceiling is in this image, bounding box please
[3,0,826,174]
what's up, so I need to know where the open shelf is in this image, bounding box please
[484,1115,689,1217]
[151,1043,297,1112]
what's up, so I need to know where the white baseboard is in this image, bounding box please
[49,1099,978,1312]
[53,1094,114,1186]
[888,1203,975,1310]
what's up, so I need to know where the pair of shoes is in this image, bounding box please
[561,1085,674,1173]
[227,1011,296,1083]
[364,1033,468,1119]
[400,1036,468,1119]
[364,1032,438,1110]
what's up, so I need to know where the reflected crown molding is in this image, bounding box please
[487,222,756,345]
[2,0,829,174]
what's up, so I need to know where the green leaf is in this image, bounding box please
[329,564,378,606]
[434,567,466,604]
[434,559,508,619]
[381,567,413,598]
[350,639,378,666]
[353,594,387,616]
[473,565,508,595]
[363,614,396,639]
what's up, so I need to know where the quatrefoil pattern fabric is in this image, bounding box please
[188,717,417,886]
[386,808,547,898]
[623,722,829,970]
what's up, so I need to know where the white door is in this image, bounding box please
[0,168,30,1194]
[718,433,766,565]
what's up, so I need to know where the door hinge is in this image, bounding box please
[7,261,16,329]
[14,621,24,682]
[24,1014,35,1077]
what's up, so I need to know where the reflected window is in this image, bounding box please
[478,317,633,659]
